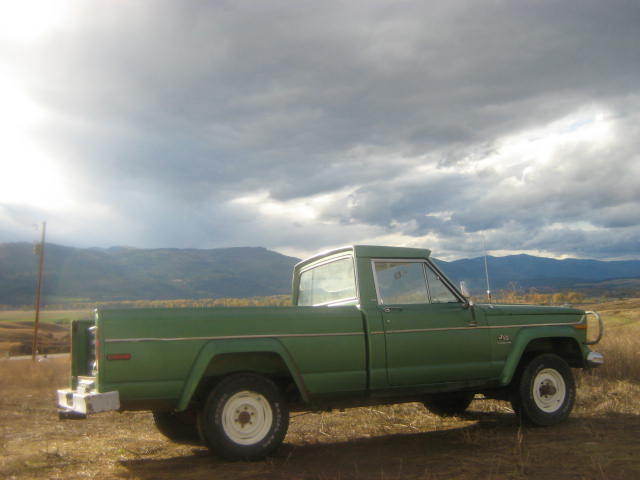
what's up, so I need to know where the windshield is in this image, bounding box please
[297,257,356,306]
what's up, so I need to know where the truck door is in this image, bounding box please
[373,259,492,386]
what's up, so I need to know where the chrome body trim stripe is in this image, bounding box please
[106,320,583,343]
[105,331,363,343]
[381,321,582,334]
[486,321,582,329]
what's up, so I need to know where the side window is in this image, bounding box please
[425,266,459,303]
[298,257,356,306]
[374,262,429,304]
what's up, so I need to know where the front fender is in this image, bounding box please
[499,326,581,386]
[176,337,309,411]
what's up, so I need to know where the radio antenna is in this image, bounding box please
[482,235,492,303]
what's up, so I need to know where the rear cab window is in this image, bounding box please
[297,256,357,306]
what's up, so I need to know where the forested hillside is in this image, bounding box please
[0,243,299,305]
[1,243,638,306]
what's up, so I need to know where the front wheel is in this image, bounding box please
[512,353,575,426]
[198,374,289,461]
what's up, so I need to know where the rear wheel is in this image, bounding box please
[423,392,475,417]
[152,410,201,445]
[198,373,289,461]
[512,353,575,426]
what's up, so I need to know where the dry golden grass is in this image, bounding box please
[0,359,67,391]
[0,321,70,356]
[0,298,639,479]
[579,298,640,383]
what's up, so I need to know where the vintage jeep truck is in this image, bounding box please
[57,245,604,460]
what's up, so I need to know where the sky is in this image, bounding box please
[0,0,639,261]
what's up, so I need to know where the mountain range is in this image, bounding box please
[432,255,640,295]
[0,243,299,306]
[0,242,638,306]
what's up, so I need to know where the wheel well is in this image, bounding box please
[506,337,582,390]
[510,337,584,388]
[191,352,302,407]
[522,337,583,367]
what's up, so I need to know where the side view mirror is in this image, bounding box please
[460,281,474,309]
[459,281,470,298]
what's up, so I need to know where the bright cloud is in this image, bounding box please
[0,73,72,210]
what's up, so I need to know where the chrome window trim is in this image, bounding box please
[299,253,353,274]
[309,297,358,307]
[370,259,384,304]
[352,252,361,308]
[371,258,384,305]
[422,262,433,303]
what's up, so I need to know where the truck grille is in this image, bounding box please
[88,325,97,376]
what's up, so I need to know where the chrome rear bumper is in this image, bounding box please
[57,377,119,419]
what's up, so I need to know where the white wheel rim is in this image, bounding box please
[221,391,273,445]
[532,368,566,413]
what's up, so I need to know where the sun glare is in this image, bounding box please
[0,0,73,43]
[0,74,71,210]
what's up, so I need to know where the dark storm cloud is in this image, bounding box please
[2,0,640,258]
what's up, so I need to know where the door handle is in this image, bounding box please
[468,320,479,327]
[383,306,403,313]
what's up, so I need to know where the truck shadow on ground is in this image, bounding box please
[120,409,579,480]
[120,411,639,480]
[120,428,481,480]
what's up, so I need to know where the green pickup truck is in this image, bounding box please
[57,245,604,460]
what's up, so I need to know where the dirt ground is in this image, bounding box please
[0,358,638,480]
[1,299,639,479]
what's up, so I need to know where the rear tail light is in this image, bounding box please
[107,353,132,361]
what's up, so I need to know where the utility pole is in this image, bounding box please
[32,221,46,361]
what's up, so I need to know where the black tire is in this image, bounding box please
[512,353,575,426]
[423,392,475,417]
[152,410,201,445]
[198,373,289,461]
